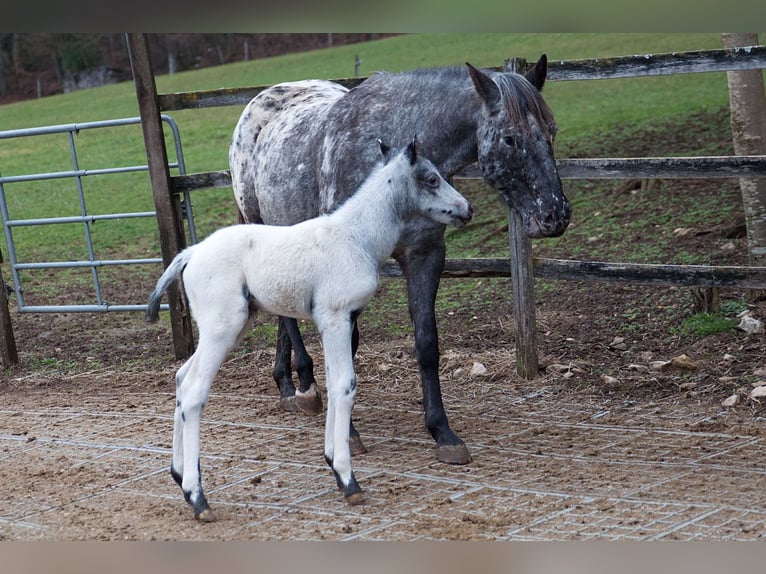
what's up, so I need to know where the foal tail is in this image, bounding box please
[145,247,195,323]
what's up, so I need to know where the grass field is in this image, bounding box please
[0,33,743,310]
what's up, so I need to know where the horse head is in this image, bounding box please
[383,136,473,228]
[467,56,571,239]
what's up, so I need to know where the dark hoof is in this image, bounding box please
[295,383,323,415]
[279,395,299,412]
[344,474,364,505]
[349,434,367,456]
[436,443,472,465]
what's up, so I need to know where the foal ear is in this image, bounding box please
[377,138,392,161]
[406,136,418,165]
[524,53,548,91]
[466,62,501,109]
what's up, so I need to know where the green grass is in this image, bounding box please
[0,33,744,309]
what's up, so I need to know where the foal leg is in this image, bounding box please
[173,311,250,522]
[318,315,363,504]
[396,233,472,465]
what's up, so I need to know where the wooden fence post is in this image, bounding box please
[505,58,539,379]
[0,248,19,367]
[127,33,194,360]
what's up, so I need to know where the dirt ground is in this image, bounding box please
[2,276,766,541]
[2,107,766,540]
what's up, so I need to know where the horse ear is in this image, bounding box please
[466,62,501,109]
[377,138,391,161]
[406,136,418,165]
[524,54,548,91]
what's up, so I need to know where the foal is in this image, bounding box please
[147,138,472,521]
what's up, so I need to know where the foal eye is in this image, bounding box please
[426,174,440,188]
[503,135,517,148]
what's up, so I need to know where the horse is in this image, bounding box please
[147,138,472,521]
[229,55,571,466]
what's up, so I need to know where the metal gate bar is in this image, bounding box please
[0,115,193,313]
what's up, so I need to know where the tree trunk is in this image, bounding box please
[722,33,766,288]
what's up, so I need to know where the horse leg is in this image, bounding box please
[282,317,323,416]
[273,317,298,411]
[318,315,363,504]
[396,239,472,465]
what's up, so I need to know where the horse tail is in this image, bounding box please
[145,247,195,323]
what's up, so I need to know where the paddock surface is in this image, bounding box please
[2,340,764,541]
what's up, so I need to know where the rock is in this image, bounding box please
[722,393,739,407]
[738,313,764,334]
[547,363,572,373]
[669,354,699,370]
[650,360,671,371]
[650,354,698,371]
[609,336,627,350]
[627,363,650,372]
[469,362,487,376]
[749,386,766,400]
[723,353,736,362]
[754,367,766,378]
[600,374,620,386]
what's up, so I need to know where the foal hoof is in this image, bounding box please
[295,383,323,415]
[344,490,365,506]
[344,479,364,506]
[436,443,472,465]
[195,507,218,523]
[349,435,368,456]
[278,395,299,412]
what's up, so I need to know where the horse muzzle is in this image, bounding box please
[521,199,571,238]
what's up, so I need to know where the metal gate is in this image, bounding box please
[0,115,195,313]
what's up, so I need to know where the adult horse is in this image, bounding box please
[229,55,571,465]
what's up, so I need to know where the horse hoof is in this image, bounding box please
[349,435,368,456]
[279,395,299,412]
[295,383,323,415]
[344,491,365,506]
[195,507,217,523]
[436,443,472,465]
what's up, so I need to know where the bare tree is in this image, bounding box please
[722,33,766,288]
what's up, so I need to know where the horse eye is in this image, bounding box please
[503,135,516,148]
[427,174,440,188]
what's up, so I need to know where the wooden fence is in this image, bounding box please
[113,36,766,376]
[3,36,763,368]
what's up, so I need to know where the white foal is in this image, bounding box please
[147,138,472,521]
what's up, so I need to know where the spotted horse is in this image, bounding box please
[229,55,571,465]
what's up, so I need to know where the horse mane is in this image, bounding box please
[491,72,556,140]
[389,65,556,140]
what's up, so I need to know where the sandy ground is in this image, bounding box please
[3,334,765,541]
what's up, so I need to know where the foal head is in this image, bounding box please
[381,137,473,228]
[468,55,571,239]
